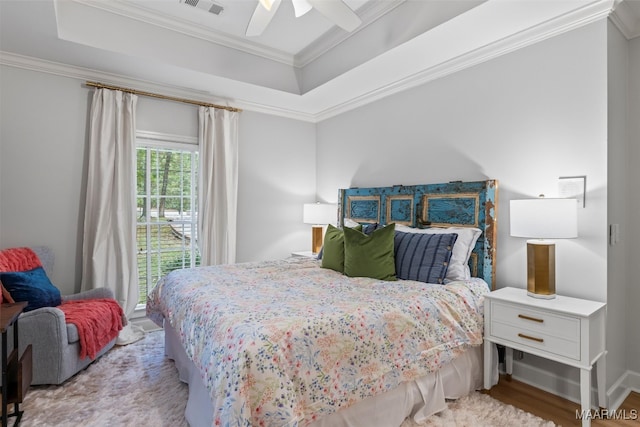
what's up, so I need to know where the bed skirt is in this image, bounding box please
[163,322,498,427]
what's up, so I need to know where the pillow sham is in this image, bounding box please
[394,224,481,281]
[343,223,396,281]
[0,266,62,312]
[394,231,457,284]
[321,224,362,273]
[343,217,361,228]
[362,223,383,235]
[318,220,362,260]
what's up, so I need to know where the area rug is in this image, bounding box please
[21,330,187,427]
[20,331,555,427]
[401,393,556,427]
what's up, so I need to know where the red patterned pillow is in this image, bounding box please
[0,247,59,311]
[0,247,42,273]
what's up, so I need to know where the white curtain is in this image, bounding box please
[197,106,239,265]
[81,88,144,345]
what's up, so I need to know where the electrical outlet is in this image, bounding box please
[514,350,524,360]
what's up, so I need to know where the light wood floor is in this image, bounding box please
[485,375,640,426]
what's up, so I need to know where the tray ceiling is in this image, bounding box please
[0,0,635,121]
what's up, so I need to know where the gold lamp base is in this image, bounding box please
[527,240,556,299]
[311,225,323,254]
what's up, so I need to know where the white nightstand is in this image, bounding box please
[291,251,317,259]
[483,287,606,427]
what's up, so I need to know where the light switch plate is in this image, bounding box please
[610,224,620,246]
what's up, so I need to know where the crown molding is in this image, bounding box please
[609,0,640,40]
[0,51,225,105]
[72,0,296,66]
[315,0,616,121]
[294,0,405,68]
[0,0,617,125]
[73,0,405,70]
[0,51,316,123]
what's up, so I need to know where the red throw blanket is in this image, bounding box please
[59,299,124,360]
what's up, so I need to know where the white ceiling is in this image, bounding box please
[0,0,638,122]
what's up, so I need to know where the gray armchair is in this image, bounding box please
[5,247,118,385]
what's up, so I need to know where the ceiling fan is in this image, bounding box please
[246,0,362,37]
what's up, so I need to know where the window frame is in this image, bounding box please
[135,131,199,310]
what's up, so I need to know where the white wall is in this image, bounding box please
[628,36,640,375]
[0,67,88,292]
[137,96,198,138]
[236,111,316,262]
[316,20,611,393]
[317,21,608,302]
[0,66,315,295]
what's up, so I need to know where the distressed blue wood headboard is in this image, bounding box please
[337,180,498,289]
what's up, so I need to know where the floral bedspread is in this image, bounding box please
[147,257,490,427]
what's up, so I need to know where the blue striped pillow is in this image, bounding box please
[394,231,457,284]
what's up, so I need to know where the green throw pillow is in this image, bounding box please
[321,224,362,273]
[343,223,396,281]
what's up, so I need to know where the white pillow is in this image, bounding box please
[343,218,361,228]
[394,224,482,281]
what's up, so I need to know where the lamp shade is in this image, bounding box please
[510,198,578,239]
[303,203,337,225]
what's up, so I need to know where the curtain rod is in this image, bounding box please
[85,81,242,113]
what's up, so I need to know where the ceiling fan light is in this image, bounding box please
[292,0,312,17]
[246,0,281,36]
[259,0,273,12]
[307,0,362,32]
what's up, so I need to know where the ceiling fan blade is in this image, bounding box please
[306,0,362,32]
[292,0,312,17]
[246,0,282,37]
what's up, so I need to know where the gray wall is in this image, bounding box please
[606,20,631,401]
[0,66,315,295]
[628,35,640,376]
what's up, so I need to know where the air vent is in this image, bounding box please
[179,0,224,15]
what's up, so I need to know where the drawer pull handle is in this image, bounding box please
[518,333,544,343]
[518,314,544,323]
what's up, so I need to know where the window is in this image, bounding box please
[136,132,200,306]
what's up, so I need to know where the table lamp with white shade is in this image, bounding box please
[303,203,337,254]
[510,196,578,299]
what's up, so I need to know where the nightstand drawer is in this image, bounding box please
[491,301,580,341]
[490,321,580,360]
[484,287,607,427]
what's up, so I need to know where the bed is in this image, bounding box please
[147,179,499,427]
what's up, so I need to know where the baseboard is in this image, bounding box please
[509,360,596,408]
[607,370,640,410]
[625,370,640,391]
[510,360,640,411]
[131,316,162,332]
